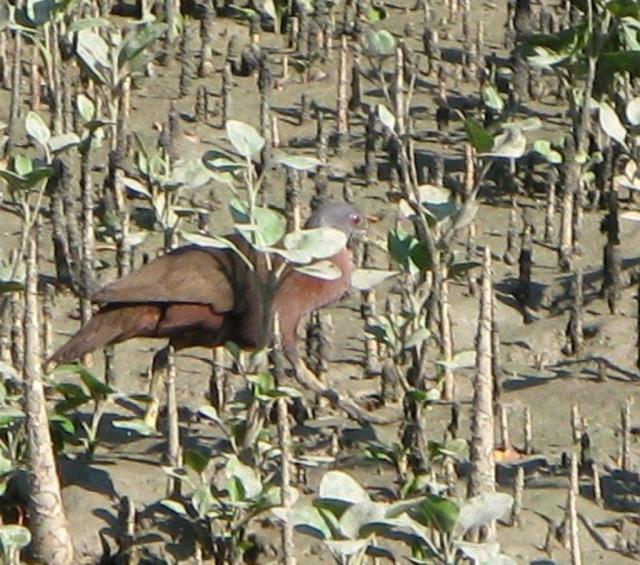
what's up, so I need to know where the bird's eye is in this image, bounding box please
[349,213,363,225]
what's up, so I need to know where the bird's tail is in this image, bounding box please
[49,305,161,366]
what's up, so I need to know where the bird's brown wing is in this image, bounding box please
[92,247,236,312]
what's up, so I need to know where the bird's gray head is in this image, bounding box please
[305,201,365,238]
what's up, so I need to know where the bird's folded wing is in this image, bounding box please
[92,247,236,312]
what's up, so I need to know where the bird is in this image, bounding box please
[49,201,364,372]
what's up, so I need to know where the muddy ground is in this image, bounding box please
[3,0,640,563]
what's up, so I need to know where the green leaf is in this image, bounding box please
[521,24,587,61]
[282,504,333,539]
[455,541,516,564]
[160,499,189,516]
[464,118,494,153]
[68,17,112,33]
[152,191,178,228]
[25,0,56,26]
[388,228,418,267]
[202,150,246,172]
[184,448,210,475]
[226,120,265,158]
[247,372,275,395]
[0,265,25,293]
[274,386,303,398]
[626,96,640,125]
[180,231,234,250]
[410,242,433,271]
[0,407,25,428]
[318,471,370,505]
[197,405,225,425]
[339,500,388,540]
[598,50,640,77]
[79,367,114,398]
[48,133,81,153]
[279,227,347,264]
[14,154,33,177]
[454,493,514,537]
[526,45,571,67]
[122,176,151,198]
[367,5,386,21]
[481,128,527,159]
[49,413,76,436]
[448,260,481,279]
[599,100,627,147]
[363,28,396,57]
[161,466,193,487]
[365,444,396,464]
[532,139,563,164]
[0,451,14,475]
[228,475,245,503]
[622,18,640,50]
[405,494,460,534]
[324,538,369,557]
[415,184,457,222]
[192,483,216,517]
[230,201,287,247]
[481,85,505,113]
[366,318,396,348]
[55,382,89,401]
[378,104,396,131]
[168,158,214,190]
[294,260,342,280]
[405,388,440,403]
[24,166,55,187]
[428,438,468,460]
[25,111,50,146]
[118,23,167,76]
[55,363,114,399]
[55,395,89,413]
[77,93,96,122]
[273,153,322,170]
[225,455,262,499]
[293,454,335,467]
[404,328,431,349]
[75,29,111,85]
[437,349,476,371]
[111,419,160,436]
[0,524,31,551]
[260,0,277,22]
[83,119,113,132]
[607,0,640,18]
[258,485,293,511]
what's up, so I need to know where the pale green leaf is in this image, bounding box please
[274,153,322,171]
[350,269,398,291]
[378,104,396,131]
[627,96,640,125]
[25,111,50,146]
[226,120,265,158]
[600,100,627,147]
[454,493,514,537]
[319,470,370,504]
[0,524,31,550]
[48,133,81,153]
[294,260,342,280]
